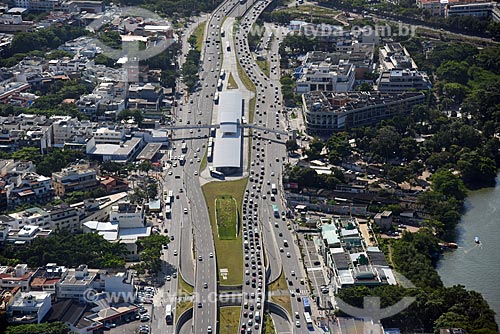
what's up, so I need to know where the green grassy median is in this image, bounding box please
[219,306,241,334]
[202,178,248,285]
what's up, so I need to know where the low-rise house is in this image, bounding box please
[3,224,52,245]
[0,264,35,291]
[30,263,68,296]
[7,290,52,324]
[99,176,129,194]
[374,211,393,230]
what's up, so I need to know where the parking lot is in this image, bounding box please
[299,234,332,309]
[107,287,155,334]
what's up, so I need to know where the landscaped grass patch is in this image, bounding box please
[215,195,238,239]
[227,72,238,89]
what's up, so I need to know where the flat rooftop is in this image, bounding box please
[136,143,162,160]
[213,91,243,169]
[89,137,142,157]
[304,91,425,114]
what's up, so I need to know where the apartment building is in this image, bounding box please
[0,114,53,153]
[109,201,145,229]
[14,0,61,11]
[379,43,418,71]
[57,264,98,300]
[0,160,53,208]
[302,90,425,133]
[93,126,126,144]
[51,116,93,148]
[296,60,356,94]
[301,46,375,81]
[446,1,499,18]
[127,83,164,112]
[4,173,53,208]
[48,57,91,73]
[377,69,432,93]
[51,161,99,197]
[320,219,396,290]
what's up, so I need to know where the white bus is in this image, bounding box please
[209,168,225,180]
[165,304,173,324]
[304,312,313,328]
[168,190,173,198]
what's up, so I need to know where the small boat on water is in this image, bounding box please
[439,242,458,249]
[474,236,481,244]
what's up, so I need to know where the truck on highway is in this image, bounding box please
[179,154,186,166]
[226,41,231,51]
[221,28,225,37]
[165,304,173,324]
[165,204,171,217]
[271,183,277,194]
[181,142,188,153]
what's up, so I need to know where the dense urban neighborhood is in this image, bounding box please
[0,0,499,333]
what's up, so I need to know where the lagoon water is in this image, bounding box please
[437,175,500,326]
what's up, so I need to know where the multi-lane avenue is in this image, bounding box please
[155,0,316,332]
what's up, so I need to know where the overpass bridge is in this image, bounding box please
[163,123,290,136]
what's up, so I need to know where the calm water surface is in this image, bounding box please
[437,176,500,326]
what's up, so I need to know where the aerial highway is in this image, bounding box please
[232,0,314,332]
[158,0,316,332]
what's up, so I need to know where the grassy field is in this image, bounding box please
[175,301,193,323]
[263,312,276,334]
[202,178,248,285]
[219,307,241,334]
[256,59,270,77]
[177,274,194,296]
[215,195,238,239]
[270,295,293,317]
[194,21,207,52]
[268,268,288,291]
[280,4,339,17]
[227,72,238,89]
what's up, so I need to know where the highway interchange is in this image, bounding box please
[151,0,315,333]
